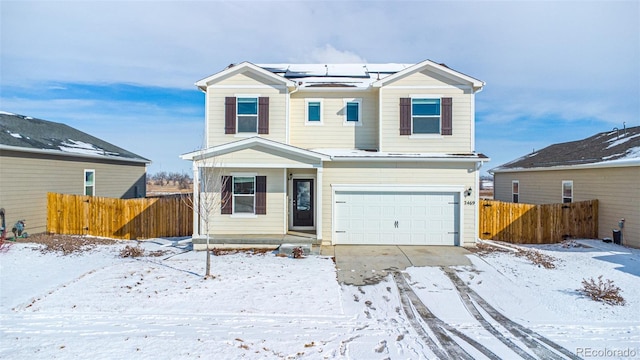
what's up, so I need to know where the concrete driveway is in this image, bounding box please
[321,245,472,285]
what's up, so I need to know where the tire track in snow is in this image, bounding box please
[444,269,581,360]
[393,272,501,360]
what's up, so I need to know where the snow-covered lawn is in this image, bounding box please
[1,238,639,359]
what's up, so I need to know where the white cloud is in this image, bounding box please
[303,44,367,63]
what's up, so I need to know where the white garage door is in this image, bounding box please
[333,190,460,245]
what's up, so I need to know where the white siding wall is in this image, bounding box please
[289,91,379,150]
[0,151,146,234]
[494,166,640,248]
[321,161,479,246]
[205,71,288,147]
[204,168,285,235]
[379,69,474,153]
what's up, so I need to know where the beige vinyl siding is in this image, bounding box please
[289,91,378,150]
[206,72,288,147]
[494,166,640,248]
[214,148,321,168]
[204,168,285,235]
[321,161,479,246]
[0,150,146,234]
[379,68,474,153]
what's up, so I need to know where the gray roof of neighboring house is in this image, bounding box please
[491,125,640,172]
[0,111,150,164]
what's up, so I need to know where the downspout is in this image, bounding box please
[286,82,300,145]
[474,159,485,245]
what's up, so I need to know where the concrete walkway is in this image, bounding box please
[321,245,472,285]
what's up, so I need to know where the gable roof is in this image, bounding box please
[195,61,296,91]
[197,59,484,91]
[180,136,331,163]
[491,126,640,173]
[0,111,150,164]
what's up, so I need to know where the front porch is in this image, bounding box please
[192,231,319,250]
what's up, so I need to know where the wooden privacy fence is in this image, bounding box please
[479,199,598,244]
[47,193,193,240]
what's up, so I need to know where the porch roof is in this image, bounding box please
[180,136,331,163]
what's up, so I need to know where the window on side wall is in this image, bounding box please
[306,99,322,124]
[233,176,255,213]
[343,99,361,125]
[512,180,519,203]
[237,97,258,133]
[412,98,441,134]
[84,169,95,196]
[562,181,573,203]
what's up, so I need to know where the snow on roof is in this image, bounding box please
[257,63,413,89]
[313,148,488,160]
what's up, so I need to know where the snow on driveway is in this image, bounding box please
[1,238,639,359]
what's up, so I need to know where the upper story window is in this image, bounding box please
[412,98,441,134]
[512,180,519,203]
[343,98,361,125]
[562,180,573,203]
[400,97,452,136]
[84,169,95,196]
[225,96,269,135]
[305,99,322,125]
[237,97,258,133]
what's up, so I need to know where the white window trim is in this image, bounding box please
[305,99,323,125]
[84,169,95,196]
[512,180,519,203]
[235,94,260,134]
[343,98,362,126]
[410,95,442,135]
[231,174,257,215]
[562,180,573,203]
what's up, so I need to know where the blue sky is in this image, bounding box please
[1,1,638,175]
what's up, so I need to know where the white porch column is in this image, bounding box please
[191,161,200,238]
[316,166,323,241]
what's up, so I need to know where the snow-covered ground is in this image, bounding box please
[1,238,639,359]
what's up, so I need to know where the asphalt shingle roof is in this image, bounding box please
[492,126,640,172]
[0,112,149,163]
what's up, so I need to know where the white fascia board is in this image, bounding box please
[180,137,330,162]
[0,144,150,165]
[195,61,296,90]
[329,155,489,163]
[332,184,465,193]
[491,159,640,174]
[372,59,484,90]
[214,162,318,169]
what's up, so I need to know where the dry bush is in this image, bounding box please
[471,242,511,255]
[579,276,625,306]
[292,246,305,259]
[21,234,117,255]
[212,248,274,256]
[120,245,144,258]
[516,248,557,269]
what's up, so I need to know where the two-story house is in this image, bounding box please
[181,60,488,248]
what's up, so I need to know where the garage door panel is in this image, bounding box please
[334,190,459,245]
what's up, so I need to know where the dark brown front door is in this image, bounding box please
[293,179,314,227]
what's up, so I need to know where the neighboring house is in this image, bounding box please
[491,126,640,248]
[0,112,150,234]
[181,60,488,248]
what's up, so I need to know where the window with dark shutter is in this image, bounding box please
[258,97,269,134]
[225,97,236,134]
[255,176,267,214]
[441,97,452,135]
[399,98,411,135]
[221,175,232,214]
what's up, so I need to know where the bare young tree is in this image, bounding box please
[184,154,229,278]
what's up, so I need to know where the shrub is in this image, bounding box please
[517,248,557,269]
[120,245,144,258]
[292,247,304,259]
[579,276,625,306]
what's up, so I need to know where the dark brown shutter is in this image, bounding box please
[225,97,236,134]
[255,176,267,215]
[399,97,411,135]
[258,97,269,134]
[441,97,452,135]
[221,175,232,214]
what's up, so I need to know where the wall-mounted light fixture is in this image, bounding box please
[288,173,293,180]
[464,187,472,197]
